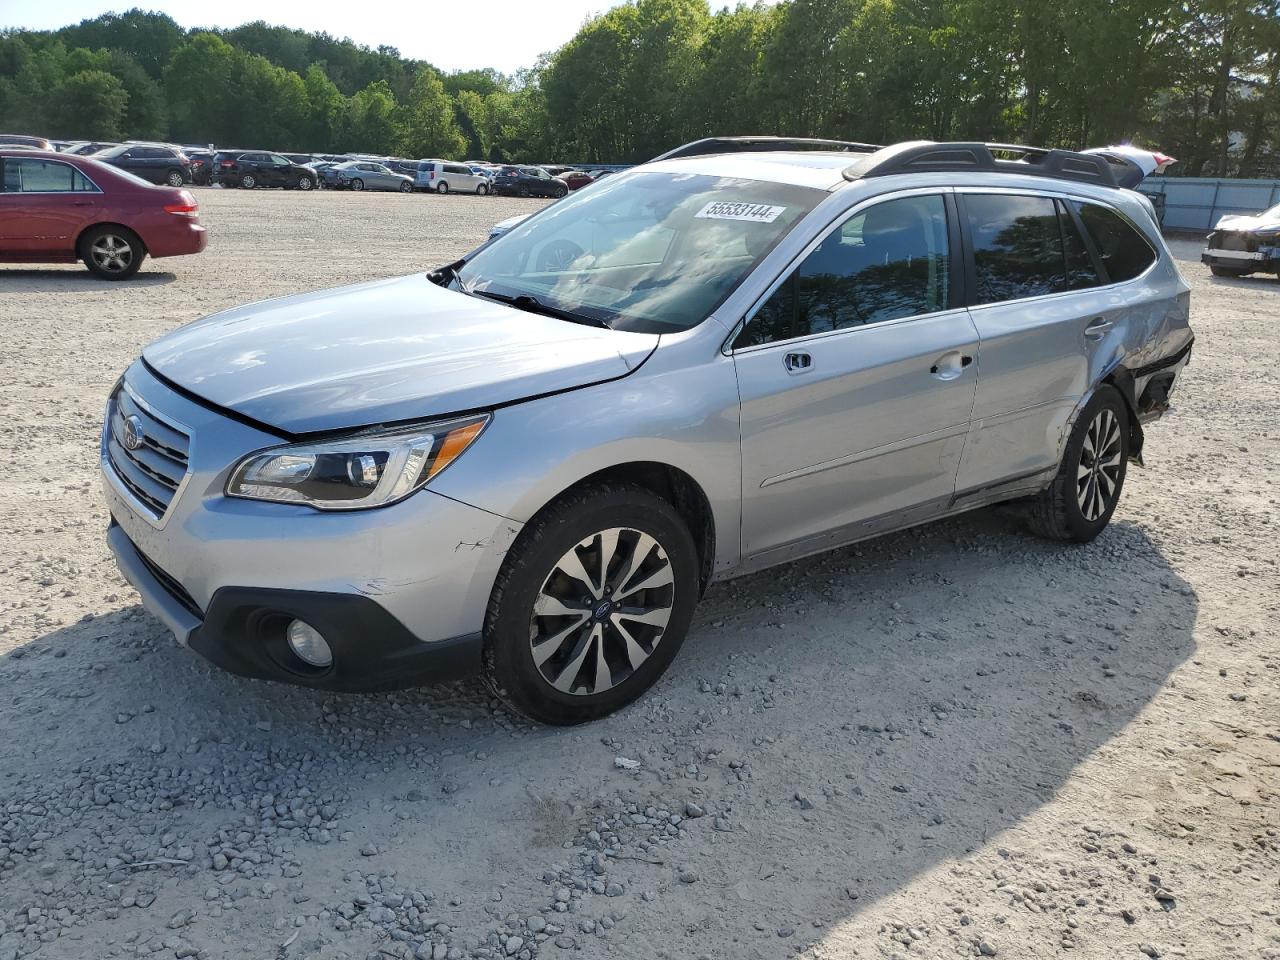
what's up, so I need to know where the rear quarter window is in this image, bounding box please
[1073,201,1157,283]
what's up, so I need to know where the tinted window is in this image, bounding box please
[1059,201,1100,290]
[1075,201,1156,282]
[967,194,1073,304]
[736,194,951,348]
[269,154,289,165]
[3,158,98,193]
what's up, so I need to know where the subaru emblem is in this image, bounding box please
[121,414,144,452]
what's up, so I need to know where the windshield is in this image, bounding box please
[459,171,824,333]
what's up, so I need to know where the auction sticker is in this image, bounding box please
[695,201,786,223]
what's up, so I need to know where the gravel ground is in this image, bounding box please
[0,188,1277,960]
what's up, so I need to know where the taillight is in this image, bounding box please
[164,190,198,217]
[219,160,234,168]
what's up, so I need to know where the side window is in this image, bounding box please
[269,154,289,165]
[966,194,1072,304]
[5,159,97,193]
[1058,200,1100,290]
[1074,201,1156,283]
[735,194,951,348]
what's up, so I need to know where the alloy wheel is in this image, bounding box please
[529,527,675,696]
[90,234,133,274]
[166,171,183,187]
[1076,408,1123,521]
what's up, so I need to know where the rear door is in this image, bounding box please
[0,156,102,256]
[952,190,1107,494]
[735,191,980,560]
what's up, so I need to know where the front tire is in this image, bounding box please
[477,183,488,195]
[436,181,449,194]
[484,485,699,725]
[297,175,313,191]
[81,225,145,280]
[1027,386,1129,543]
[399,180,412,193]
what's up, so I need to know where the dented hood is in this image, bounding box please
[1213,209,1280,233]
[143,274,658,434]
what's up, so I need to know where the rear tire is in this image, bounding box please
[165,169,184,187]
[80,225,145,280]
[1027,386,1129,543]
[241,173,257,189]
[483,484,699,725]
[351,178,364,191]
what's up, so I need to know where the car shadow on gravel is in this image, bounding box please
[0,506,1196,959]
[0,268,177,290]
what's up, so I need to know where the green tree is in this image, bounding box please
[57,9,184,79]
[341,80,399,154]
[396,68,466,157]
[164,32,237,143]
[48,69,128,139]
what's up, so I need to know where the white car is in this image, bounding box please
[415,161,491,195]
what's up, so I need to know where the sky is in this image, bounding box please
[1,0,635,73]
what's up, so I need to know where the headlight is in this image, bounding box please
[226,415,488,510]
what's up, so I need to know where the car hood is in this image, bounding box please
[1214,212,1280,233]
[142,274,659,434]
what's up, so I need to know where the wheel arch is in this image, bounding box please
[519,461,716,596]
[76,222,148,257]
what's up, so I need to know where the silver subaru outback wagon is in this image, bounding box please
[102,137,1193,724]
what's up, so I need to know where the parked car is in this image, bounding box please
[185,150,216,186]
[94,143,191,187]
[384,159,420,178]
[100,137,1191,724]
[0,149,206,279]
[332,160,413,192]
[0,134,52,150]
[1201,203,1280,278]
[415,160,491,194]
[493,165,569,198]
[65,141,120,156]
[487,213,529,241]
[308,162,342,189]
[561,170,595,191]
[212,151,316,190]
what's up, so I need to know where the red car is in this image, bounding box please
[0,149,207,279]
[562,170,596,191]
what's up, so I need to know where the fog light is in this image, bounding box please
[286,619,333,668]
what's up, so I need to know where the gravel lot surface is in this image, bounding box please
[0,188,1277,960]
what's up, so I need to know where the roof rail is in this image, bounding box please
[842,141,1127,189]
[651,136,883,163]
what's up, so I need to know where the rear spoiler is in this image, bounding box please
[1082,146,1176,189]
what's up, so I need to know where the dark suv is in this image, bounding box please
[493,165,568,198]
[94,144,191,186]
[213,151,317,190]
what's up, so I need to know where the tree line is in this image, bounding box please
[0,2,1277,176]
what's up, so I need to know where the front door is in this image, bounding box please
[0,156,99,257]
[735,192,979,561]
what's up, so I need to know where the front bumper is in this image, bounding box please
[1201,245,1278,272]
[102,361,521,691]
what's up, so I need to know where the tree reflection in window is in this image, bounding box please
[738,194,950,347]
[967,194,1100,304]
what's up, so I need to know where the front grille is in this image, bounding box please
[1210,231,1254,252]
[106,384,191,520]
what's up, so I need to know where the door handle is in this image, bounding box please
[1084,317,1113,340]
[930,353,973,379]
[783,352,813,374]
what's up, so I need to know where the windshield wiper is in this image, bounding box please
[427,258,465,288]
[469,289,611,329]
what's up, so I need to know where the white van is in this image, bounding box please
[415,160,490,195]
